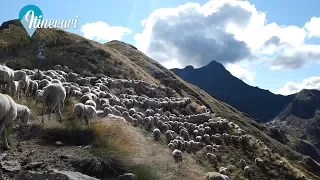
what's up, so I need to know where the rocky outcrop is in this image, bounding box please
[19,169,100,180]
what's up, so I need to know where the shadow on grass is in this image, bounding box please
[43,127,94,146]
[72,157,129,179]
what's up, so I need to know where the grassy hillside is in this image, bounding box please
[1,19,320,179]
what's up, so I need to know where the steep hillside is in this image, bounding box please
[1,19,320,179]
[171,61,294,122]
[269,89,320,162]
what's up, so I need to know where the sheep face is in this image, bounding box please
[21,108,31,126]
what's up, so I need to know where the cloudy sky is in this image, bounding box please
[1,0,320,95]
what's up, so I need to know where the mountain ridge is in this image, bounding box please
[171,61,294,122]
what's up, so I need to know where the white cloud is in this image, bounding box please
[81,21,132,42]
[226,62,255,84]
[305,17,320,38]
[162,58,184,69]
[277,76,320,95]
[134,0,320,83]
[270,44,320,69]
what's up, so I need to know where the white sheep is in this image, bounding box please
[96,110,105,117]
[184,141,191,153]
[195,136,202,142]
[255,158,264,168]
[29,80,39,96]
[103,107,112,116]
[85,100,96,108]
[180,128,190,141]
[193,142,203,152]
[239,159,247,168]
[34,90,43,105]
[41,83,66,122]
[84,105,96,125]
[206,145,213,153]
[114,105,127,113]
[0,93,18,150]
[204,172,229,180]
[168,143,175,151]
[16,78,30,99]
[219,167,227,175]
[121,111,135,123]
[54,64,63,71]
[106,114,126,123]
[81,94,93,103]
[67,72,79,82]
[172,149,182,163]
[278,160,284,167]
[265,148,272,156]
[62,65,69,72]
[15,104,31,125]
[81,86,91,94]
[206,153,217,165]
[110,106,121,116]
[244,165,251,177]
[129,108,136,116]
[203,134,211,144]
[39,79,50,89]
[165,130,174,143]
[0,65,15,94]
[73,103,86,120]
[13,70,27,81]
[153,128,161,141]
[52,79,62,85]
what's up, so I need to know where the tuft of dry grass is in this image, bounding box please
[90,120,138,159]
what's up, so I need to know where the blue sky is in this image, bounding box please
[1,0,320,95]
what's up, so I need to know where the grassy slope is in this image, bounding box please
[1,19,319,179]
[105,40,306,161]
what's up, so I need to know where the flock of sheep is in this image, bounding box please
[0,64,307,180]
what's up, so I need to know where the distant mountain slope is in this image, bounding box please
[277,89,320,121]
[171,61,294,122]
[269,89,320,162]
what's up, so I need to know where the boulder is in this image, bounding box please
[52,169,99,180]
[1,160,21,172]
[116,173,136,180]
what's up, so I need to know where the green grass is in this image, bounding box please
[132,165,160,180]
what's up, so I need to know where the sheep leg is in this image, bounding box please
[62,101,65,110]
[57,103,63,121]
[0,112,16,150]
[41,103,45,123]
[85,117,90,126]
[48,107,53,121]
[1,128,10,150]
[24,87,28,98]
